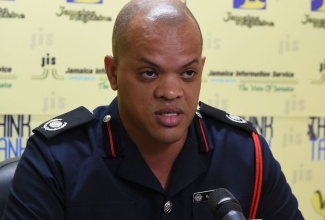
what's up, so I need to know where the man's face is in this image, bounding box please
[106,18,205,148]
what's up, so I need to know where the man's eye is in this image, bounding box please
[141,71,157,79]
[182,70,196,79]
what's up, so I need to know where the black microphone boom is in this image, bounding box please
[208,188,246,220]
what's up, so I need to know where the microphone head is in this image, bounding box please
[208,188,244,220]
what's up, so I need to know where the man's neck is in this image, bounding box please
[136,139,186,190]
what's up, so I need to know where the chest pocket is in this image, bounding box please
[192,202,214,220]
[66,201,136,220]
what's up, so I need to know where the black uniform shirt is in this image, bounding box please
[2,98,304,220]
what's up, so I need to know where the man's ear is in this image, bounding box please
[104,55,118,90]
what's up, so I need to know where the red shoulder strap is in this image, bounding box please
[249,132,263,219]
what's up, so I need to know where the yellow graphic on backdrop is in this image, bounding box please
[240,0,265,9]
[31,69,64,80]
[0,74,16,80]
[312,190,325,217]
[317,1,325,11]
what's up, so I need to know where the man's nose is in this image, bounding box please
[154,74,183,100]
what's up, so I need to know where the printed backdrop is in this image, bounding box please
[0,0,324,219]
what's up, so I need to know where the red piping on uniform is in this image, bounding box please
[249,132,263,219]
[197,118,209,153]
[106,122,116,157]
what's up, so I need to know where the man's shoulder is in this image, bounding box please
[197,101,256,134]
[32,106,96,140]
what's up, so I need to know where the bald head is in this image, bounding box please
[112,0,203,61]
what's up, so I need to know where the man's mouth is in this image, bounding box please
[160,112,179,116]
[155,108,183,127]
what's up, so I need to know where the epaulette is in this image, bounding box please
[198,101,256,133]
[32,106,95,140]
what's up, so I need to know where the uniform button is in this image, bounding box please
[164,201,172,213]
[103,115,111,123]
[195,111,202,118]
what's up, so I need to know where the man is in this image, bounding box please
[2,0,303,219]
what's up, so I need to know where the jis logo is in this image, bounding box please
[67,0,103,3]
[31,53,64,80]
[312,0,325,11]
[234,0,266,10]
